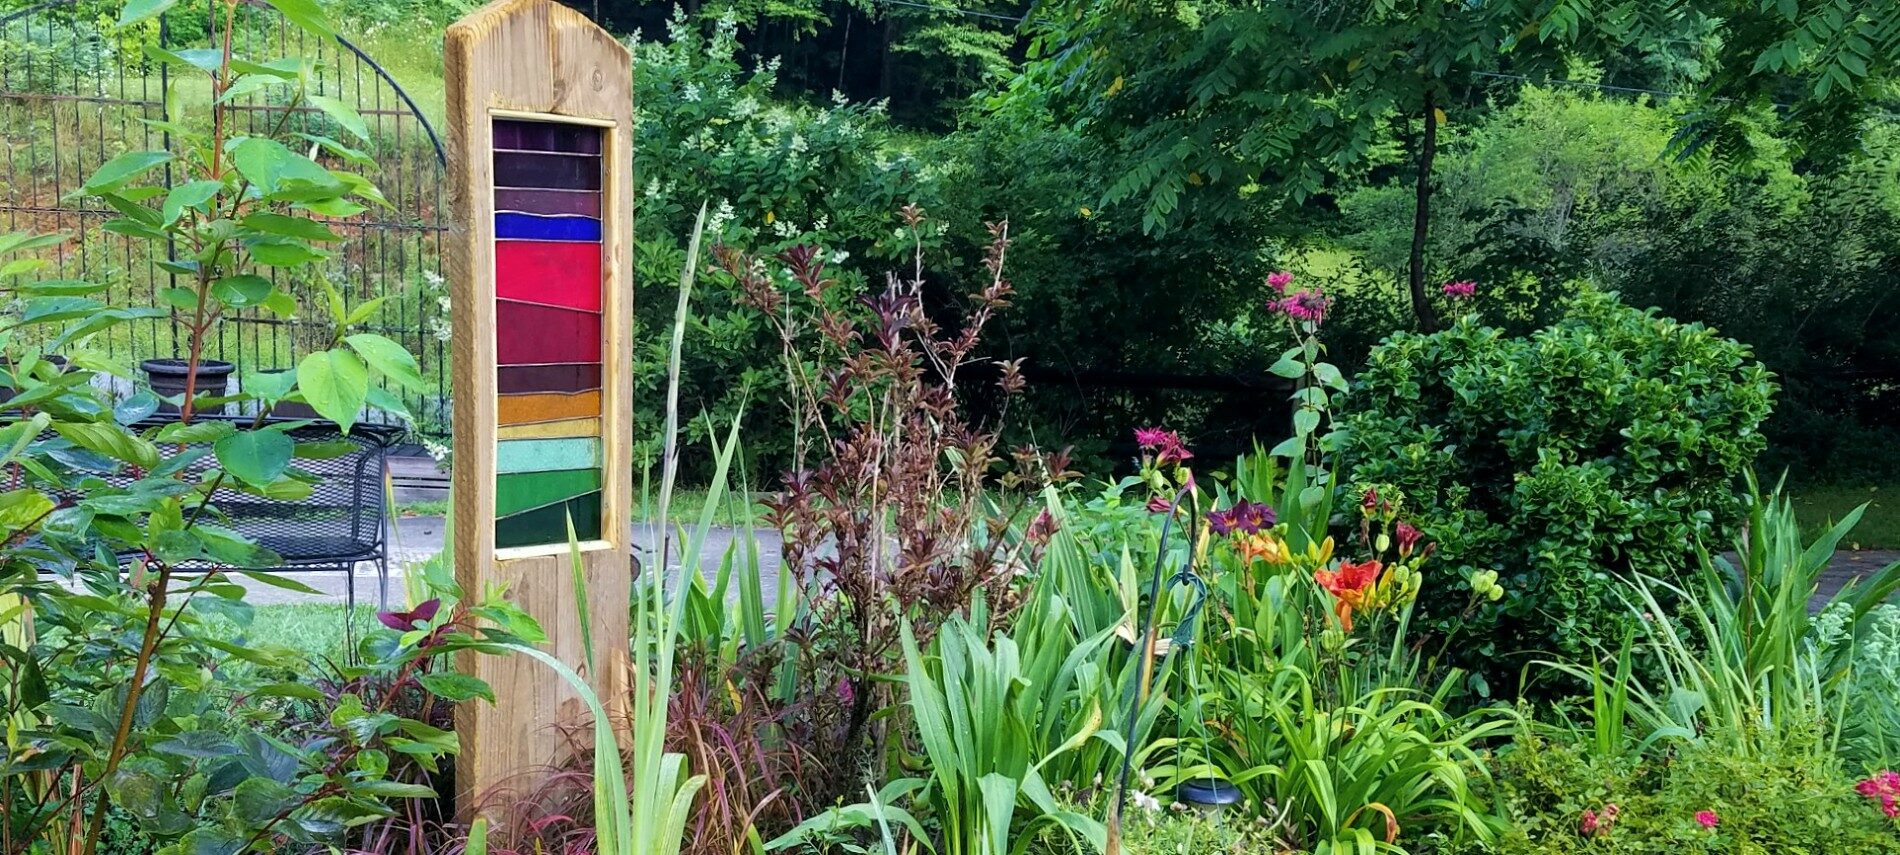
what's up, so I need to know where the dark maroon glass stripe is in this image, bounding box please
[498,363,603,394]
[493,119,602,154]
[495,188,602,217]
[493,151,601,191]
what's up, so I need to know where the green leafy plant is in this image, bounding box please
[1340,290,1778,687]
[1542,476,1900,761]
[0,0,473,851]
[769,598,1111,855]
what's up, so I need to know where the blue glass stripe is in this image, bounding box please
[495,211,602,242]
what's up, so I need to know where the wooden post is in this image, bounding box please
[444,0,633,813]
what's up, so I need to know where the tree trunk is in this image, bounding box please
[1408,87,1443,332]
[878,16,898,100]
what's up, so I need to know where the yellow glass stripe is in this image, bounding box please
[497,417,601,440]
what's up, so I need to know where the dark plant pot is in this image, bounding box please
[1178,779,1242,816]
[256,368,320,419]
[141,358,235,415]
[0,354,68,404]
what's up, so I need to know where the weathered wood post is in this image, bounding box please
[443,0,633,811]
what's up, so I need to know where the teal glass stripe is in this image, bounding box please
[497,437,601,475]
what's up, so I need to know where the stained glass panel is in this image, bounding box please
[492,117,606,547]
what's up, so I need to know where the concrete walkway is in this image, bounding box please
[232,516,785,607]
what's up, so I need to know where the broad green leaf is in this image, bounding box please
[0,231,66,256]
[261,0,335,39]
[214,429,294,487]
[297,349,369,432]
[82,150,171,194]
[352,780,436,799]
[343,295,394,327]
[242,368,298,402]
[0,490,56,530]
[161,180,223,226]
[242,212,341,242]
[307,94,369,141]
[247,239,326,267]
[215,73,291,104]
[297,133,375,167]
[143,44,221,74]
[232,777,297,826]
[54,422,158,469]
[153,731,240,759]
[419,673,495,703]
[228,138,338,195]
[118,0,177,28]
[211,274,275,309]
[345,333,426,392]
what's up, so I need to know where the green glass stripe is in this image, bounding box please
[495,468,601,517]
[497,437,601,474]
[495,491,603,548]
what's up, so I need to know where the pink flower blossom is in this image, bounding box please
[1147,495,1173,515]
[1580,803,1620,838]
[1134,427,1193,466]
[1859,770,1900,818]
[1441,279,1477,300]
[1270,288,1332,324]
[1695,810,1719,829]
[1395,521,1422,557]
[1266,271,1294,294]
[1134,427,1172,450]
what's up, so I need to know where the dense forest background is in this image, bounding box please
[8,0,1898,490]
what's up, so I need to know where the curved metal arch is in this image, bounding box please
[0,0,447,165]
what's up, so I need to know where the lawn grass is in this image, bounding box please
[1792,482,1900,550]
[246,602,375,660]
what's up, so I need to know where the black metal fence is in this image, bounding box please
[0,0,450,433]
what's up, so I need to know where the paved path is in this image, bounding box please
[232,516,785,608]
[1813,549,1900,609]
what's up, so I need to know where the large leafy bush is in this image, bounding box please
[1338,291,1776,684]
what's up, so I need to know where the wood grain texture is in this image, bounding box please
[445,0,633,820]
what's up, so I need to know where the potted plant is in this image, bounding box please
[140,356,235,414]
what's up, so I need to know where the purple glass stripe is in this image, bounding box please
[498,363,603,395]
[494,188,601,217]
[493,151,601,191]
[493,119,602,154]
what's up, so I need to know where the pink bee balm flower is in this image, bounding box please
[1441,279,1476,299]
[1270,289,1332,324]
[1266,271,1294,294]
[1695,810,1719,829]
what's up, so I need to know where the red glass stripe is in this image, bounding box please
[497,301,601,365]
[495,241,602,312]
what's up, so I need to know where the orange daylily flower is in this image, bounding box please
[1314,559,1382,632]
[1236,532,1290,566]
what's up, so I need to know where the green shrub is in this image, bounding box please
[1338,290,1777,687]
[1469,729,1900,854]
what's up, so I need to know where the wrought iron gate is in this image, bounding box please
[0,0,450,433]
